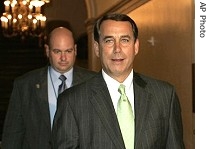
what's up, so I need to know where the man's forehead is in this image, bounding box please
[100,21,133,34]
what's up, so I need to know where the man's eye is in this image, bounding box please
[121,38,129,43]
[66,49,73,53]
[52,49,61,54]
[104,39,114,44]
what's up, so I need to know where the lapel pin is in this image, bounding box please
[36,84,40,89]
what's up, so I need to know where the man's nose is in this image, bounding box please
[113,41,122,53]
[60,52,67,60]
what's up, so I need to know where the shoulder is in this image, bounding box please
[134,72,175,91]
[134,73,179,110]
[58,73,103,106]
[15,66,47,83]
[73,66,97,75]
[72,66,97,85]
[64,73,102,93]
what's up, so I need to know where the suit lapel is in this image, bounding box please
[133,73,151,148]
[34,67,51,130]
[88,73,152,149]
[89,74,125,149]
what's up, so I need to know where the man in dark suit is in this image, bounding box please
[52,13,185,149]
[1,27,96,149]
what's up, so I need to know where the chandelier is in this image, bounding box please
[1,0,50,39]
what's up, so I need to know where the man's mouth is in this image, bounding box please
[112,58,124,62]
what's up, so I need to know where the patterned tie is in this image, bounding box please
[117,84,134,149]
[58,75,67,95]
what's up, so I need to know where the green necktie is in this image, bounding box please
[117,84,134,149]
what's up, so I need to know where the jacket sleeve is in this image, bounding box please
[1,80,25,149]
[166,88,185,149]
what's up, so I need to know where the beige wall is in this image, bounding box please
[128,0,194,148]
[86,0,194,148]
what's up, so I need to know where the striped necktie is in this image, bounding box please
[58,75,67,95]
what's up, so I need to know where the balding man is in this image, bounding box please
[2,27,96,149]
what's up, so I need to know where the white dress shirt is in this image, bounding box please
[102,69,135,116]
[48,66,73,127]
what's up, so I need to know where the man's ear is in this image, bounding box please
[44,44,50,58]
[74,44,77,56]
[134,39,140,55]
[94,41,100,58]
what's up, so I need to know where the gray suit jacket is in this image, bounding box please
[1,66,96,149]
[52,72,185,149]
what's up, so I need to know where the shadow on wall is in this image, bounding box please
[76,33,88,60]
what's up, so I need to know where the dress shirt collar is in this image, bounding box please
[102,69,133,90]
[102,69,134,114]
[49,66,73,88]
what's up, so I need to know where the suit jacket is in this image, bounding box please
[52,72,185,149]
[1,66,96,149]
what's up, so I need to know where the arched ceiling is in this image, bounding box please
[85,0,121,18]
[85,0,150,19]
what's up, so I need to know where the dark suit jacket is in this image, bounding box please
[52,72,185,149]
[1,66,96,149]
